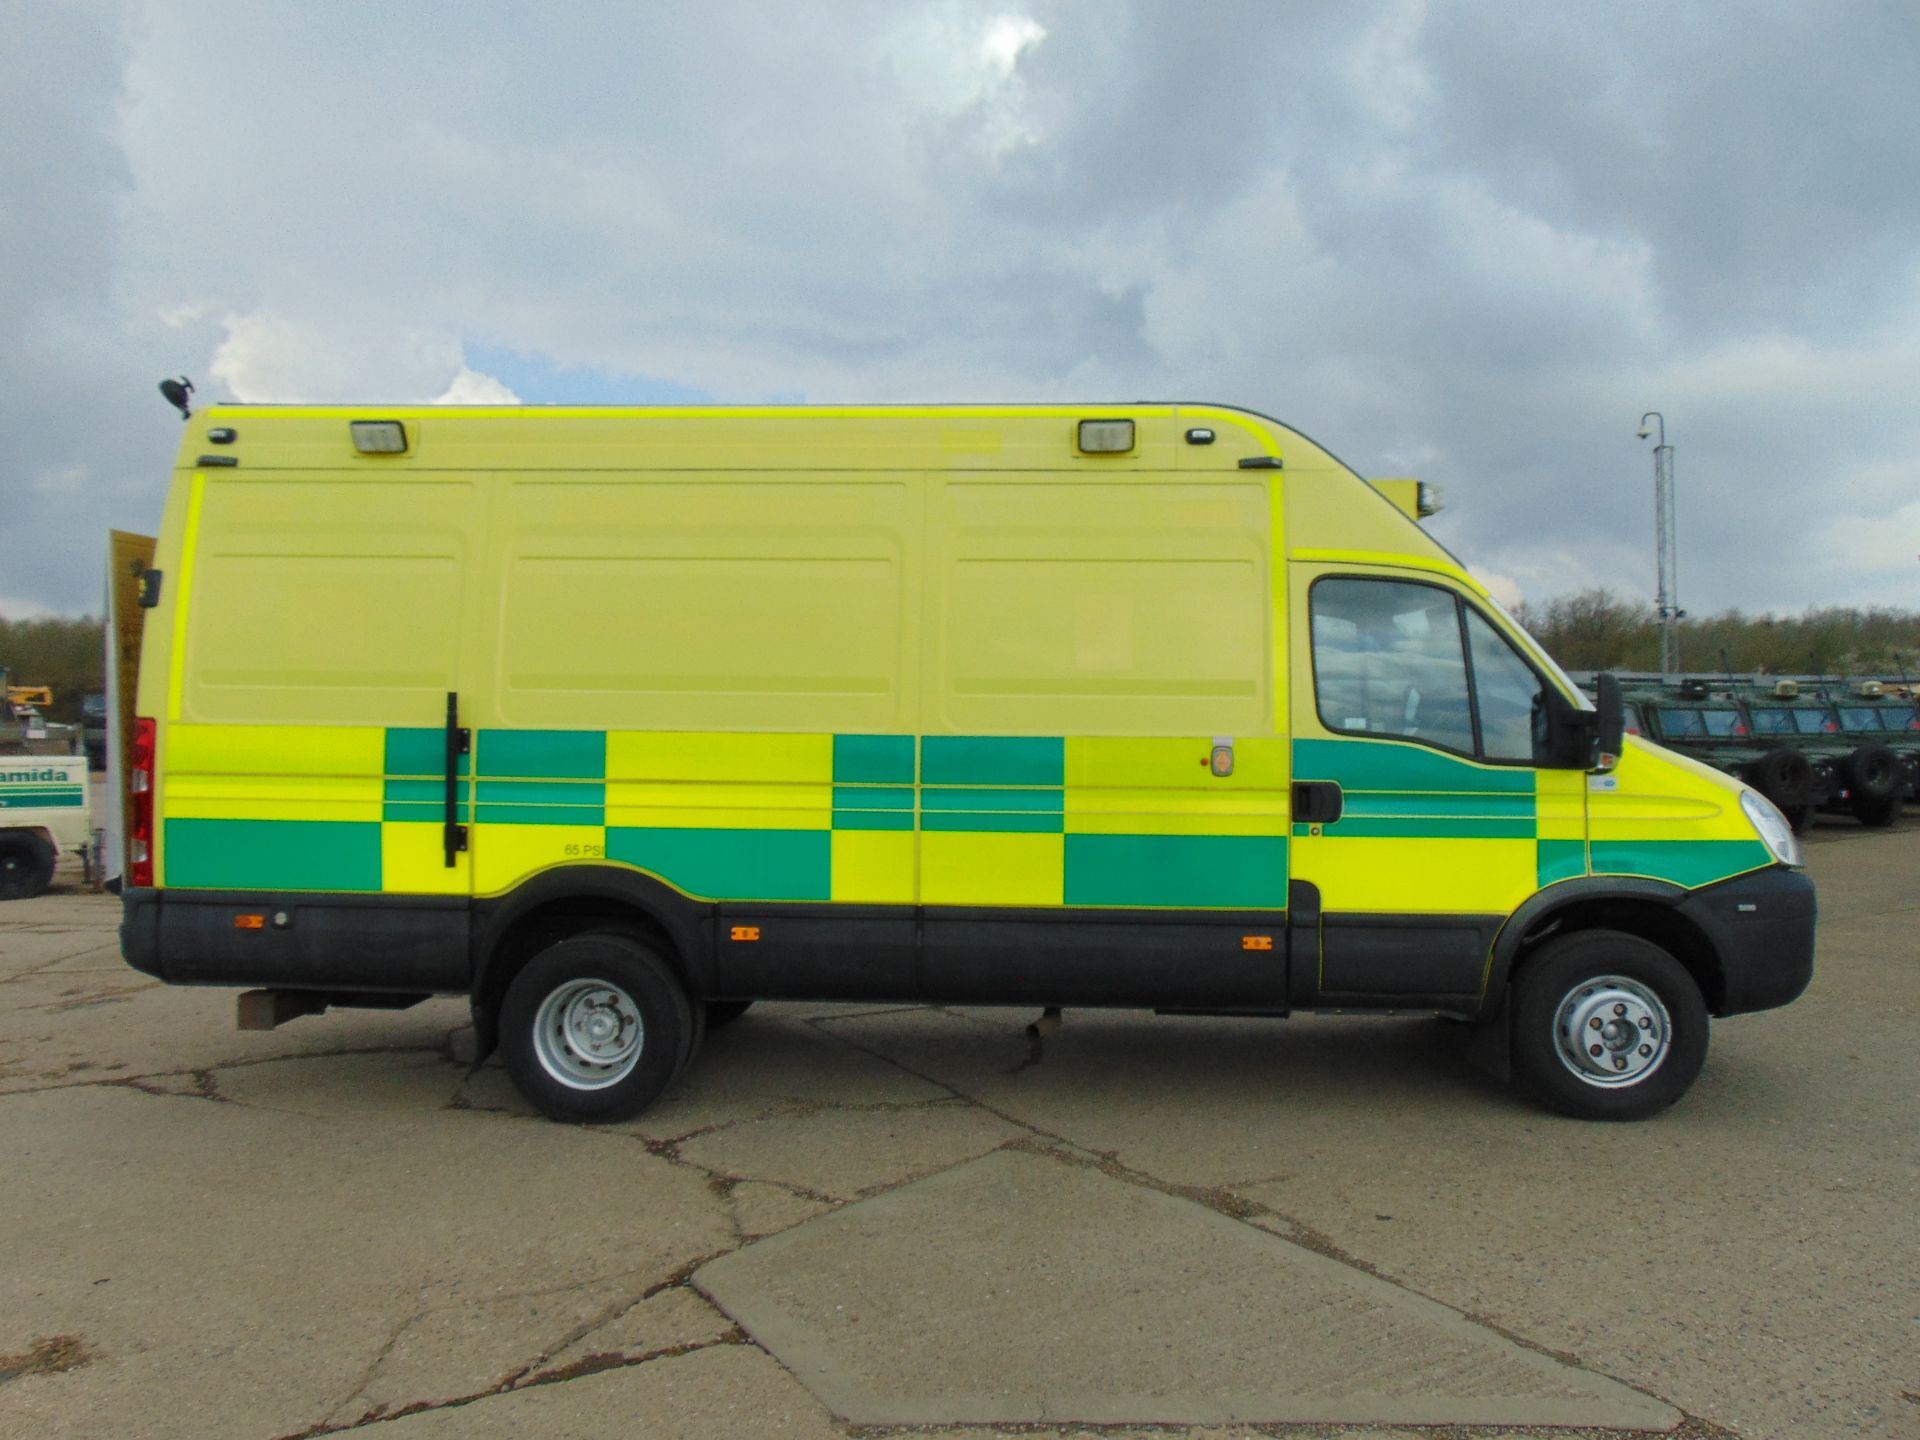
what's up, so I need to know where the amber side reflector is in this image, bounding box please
[234,914,266,930]
[1241,935,1273,952]
[730,926,761,942]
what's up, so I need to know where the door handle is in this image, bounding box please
[444,691,471,867]
[1292,780,1343,825]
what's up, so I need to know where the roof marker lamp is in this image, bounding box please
[350,420,409,455]
[1076,419,1134,455]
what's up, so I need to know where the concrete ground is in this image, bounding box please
[0,812,1913,1439]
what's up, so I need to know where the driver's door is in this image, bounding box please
[1287,565,1584,1005]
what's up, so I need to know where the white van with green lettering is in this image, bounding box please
[0,756,91,899]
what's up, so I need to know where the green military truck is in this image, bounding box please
[1823,680,1918,806]
[1739,679,1900,828]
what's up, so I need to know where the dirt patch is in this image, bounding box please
[0,1333,91,1383]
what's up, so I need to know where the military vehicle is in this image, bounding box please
[1825,680,1919,804]
[1741,679,1899,828]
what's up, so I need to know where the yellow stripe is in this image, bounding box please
[167,471,206,721]
[606,731,832,784]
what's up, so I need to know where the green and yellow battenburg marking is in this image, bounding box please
[155,725,1294,907]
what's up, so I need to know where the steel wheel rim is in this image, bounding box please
[1552,974,1671,1088]
[533,978,645,1090]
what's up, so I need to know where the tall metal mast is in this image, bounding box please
[1639,412,1678,674]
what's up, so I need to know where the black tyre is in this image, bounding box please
[1511,929,1708,1121]
[0,831,57,901]
[1851,792,1900,828]
[1750,747,1813,813]
[1785,802,1817,834]
[705,1000,754,1029]
[500,931,693,1123]
[1844,744,1899,805]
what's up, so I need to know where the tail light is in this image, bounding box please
[130,716,156,888]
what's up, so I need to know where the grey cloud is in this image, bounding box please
[3,0,1917,619]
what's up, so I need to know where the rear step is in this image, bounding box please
[236,989,428,1030]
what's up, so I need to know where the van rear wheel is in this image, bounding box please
[0,832,57,901]
[501,932,693,1123]
[1511,929,1708,1121]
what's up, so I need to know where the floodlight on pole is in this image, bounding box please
[1640,411,1679,675]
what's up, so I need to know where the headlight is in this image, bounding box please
[1741,788,1802,867]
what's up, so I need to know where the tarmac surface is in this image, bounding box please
[0,803,1914,1439]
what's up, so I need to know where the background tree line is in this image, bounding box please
[1512,590,1920,677]
[0,615,110,722]
[6,591,1920,722]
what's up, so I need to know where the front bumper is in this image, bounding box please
[1676,866,1817,1015]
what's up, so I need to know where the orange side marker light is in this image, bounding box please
[730,926,761,942]
[1241,935,1273,952]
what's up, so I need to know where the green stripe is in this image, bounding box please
[0,791,85,808]
[832,785,914,810]
[921,786,1063,813]
[1341,792,1535,819]
[921,736,1063,787]
[477,729,605,779]
[476,805,607,826]
[478,779,606,805]
[385,728,468,777]
[834,734,914,784]
[1299,817,1536,839]
[607,826,829,901]
[1065,834,1289,908]
[164,818,381,891]
[1537,839,1586,887]
[833,810,914,831]
[921,811,1063,833]
[1293,738,1534,793]
[1590,840,1773,888]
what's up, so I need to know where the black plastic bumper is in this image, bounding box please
[1676,866,1817,1016]
[120,887,469,993]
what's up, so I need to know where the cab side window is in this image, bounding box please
[1312,577,1550,765]
[1463,607,1546,762]
[1311,579,1476,754]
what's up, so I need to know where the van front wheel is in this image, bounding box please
[501,933,692,1123]
[1511,930,1708,1121]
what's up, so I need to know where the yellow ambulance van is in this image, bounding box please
[119,404,1814,1121]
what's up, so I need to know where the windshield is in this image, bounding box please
[1656,707,1746,739]
[1838,706,1914,734]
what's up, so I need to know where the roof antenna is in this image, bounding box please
[159,376,194,420]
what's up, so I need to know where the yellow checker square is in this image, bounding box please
[919,831,1064,907]
[381,822,471,895]
[1298,837,1536,915]
[473,823,608,897]
[168,723,383,777]
[607,731,832,785]
[831,830,915,904]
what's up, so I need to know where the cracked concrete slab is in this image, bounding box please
[368,1342,841,1438]
[725,1180,833,1240]
[674,1099,1026,1202]
[0,1085,733,1439]
[539,1287,738,1377]
[0,968,470,1095]
[694,1148,1681,1430]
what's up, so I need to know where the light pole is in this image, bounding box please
[1638,412,1679,675]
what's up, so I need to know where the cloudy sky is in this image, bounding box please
[5,1,1917,619]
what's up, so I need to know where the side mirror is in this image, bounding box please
[1591,672,1626,772]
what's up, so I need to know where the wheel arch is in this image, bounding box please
[469,866,713,1060]
[1488,878,1727,1014]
